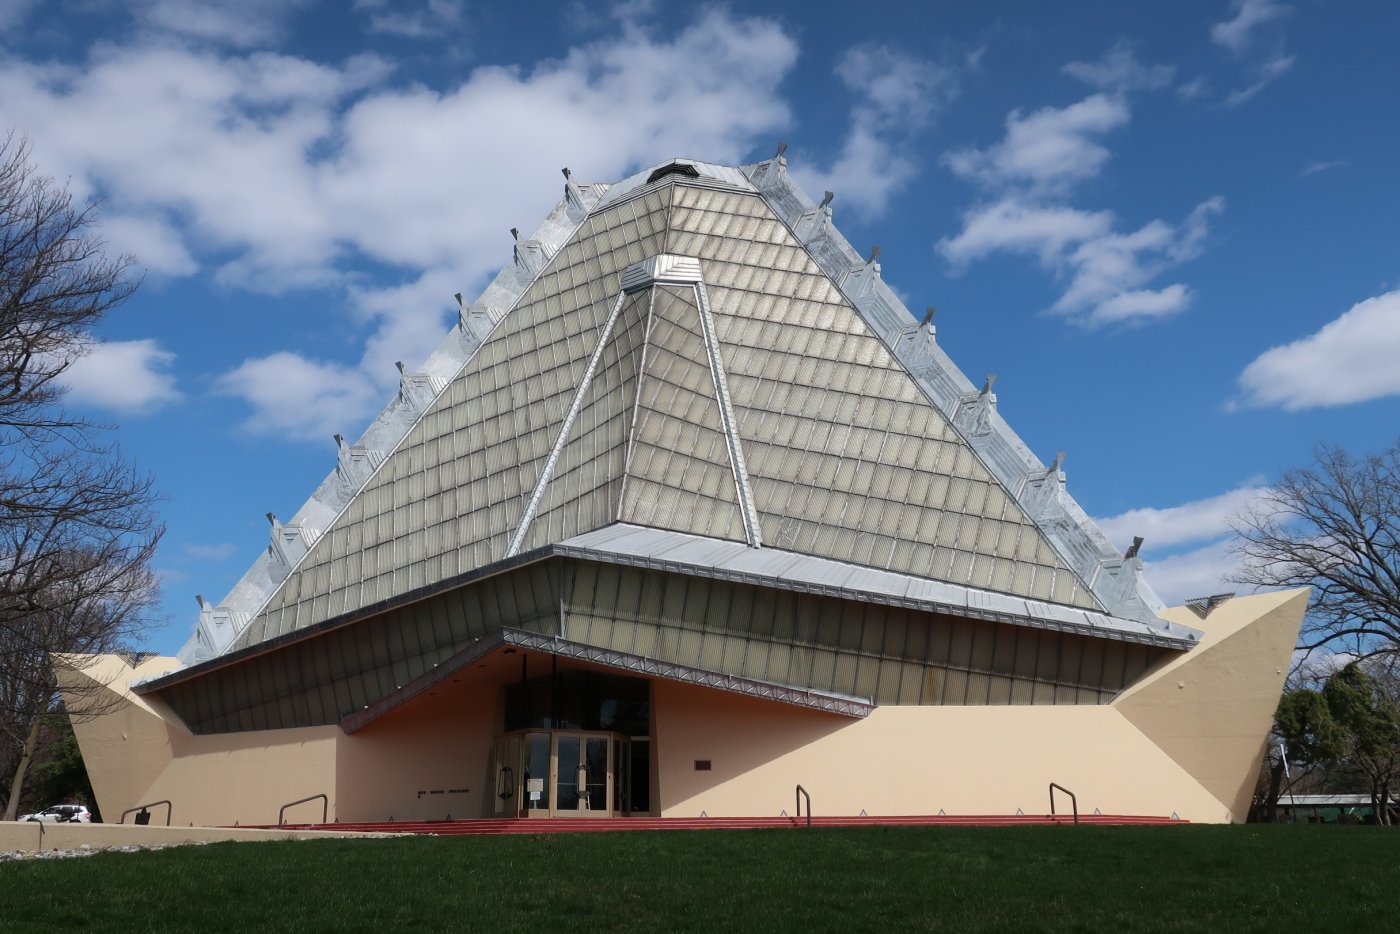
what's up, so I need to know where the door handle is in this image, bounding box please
[498,765,514,800]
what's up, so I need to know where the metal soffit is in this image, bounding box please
[172,157,1195,672]
[342,626,873,733]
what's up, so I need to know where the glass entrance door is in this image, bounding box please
[490,729,620,817]
[553,733,611,817]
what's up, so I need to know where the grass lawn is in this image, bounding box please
[0,825,1391,933]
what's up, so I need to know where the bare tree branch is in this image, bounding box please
[0,131,161,818]
[1231,440,1400,662]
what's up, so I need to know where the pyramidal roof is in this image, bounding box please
[177,156,1198,668]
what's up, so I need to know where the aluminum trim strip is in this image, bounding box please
[691,280,764,548]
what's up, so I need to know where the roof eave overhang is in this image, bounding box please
[340,627,873,734]
[138,527,1195,698]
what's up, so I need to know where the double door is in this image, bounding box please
[492,730,625,818]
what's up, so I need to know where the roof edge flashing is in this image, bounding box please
[738,154,1168,626]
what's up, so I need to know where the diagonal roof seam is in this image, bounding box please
[621,250,763,547]
[615,287,660,522]
[739,154,1163,626]
[690,279,764,547]
[506,289,634,557]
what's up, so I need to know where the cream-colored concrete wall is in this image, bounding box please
[150,725,342,827]
[59,655,500,827]
[1115,588,1307,820]
[59,590,1303,827]
[56,655,183,823]
[652,590,1306,824]
[335,682,497,822]
[652,680,1232,822]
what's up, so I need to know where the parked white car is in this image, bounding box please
[18,804,92,823]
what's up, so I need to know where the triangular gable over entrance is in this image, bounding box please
[199,158,1190,662]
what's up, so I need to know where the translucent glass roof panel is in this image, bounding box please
[620,285,747,541]
[516,289,651,552]
[666,185,1100,611]
[237,189,672,646]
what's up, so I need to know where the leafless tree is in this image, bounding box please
[1231,441,1400,662]
[0,132,161,819]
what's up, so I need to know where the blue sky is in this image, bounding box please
[2,0,1397,656]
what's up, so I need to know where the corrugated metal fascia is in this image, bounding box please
[556,525,1196,650]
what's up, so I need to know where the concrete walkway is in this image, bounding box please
[1,820,385,854]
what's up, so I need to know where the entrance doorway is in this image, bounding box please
[492,730,639,818]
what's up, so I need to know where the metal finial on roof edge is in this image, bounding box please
[774,141,787,159]
[867,244,881,264]
[1046,450,1066,477]
[819,190,834,209]
[509,227,519,240]
[921,306,936,327]
[1124,536,1144,560]
[980,374,997,396]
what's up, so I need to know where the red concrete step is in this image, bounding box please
[255,813,1186,835]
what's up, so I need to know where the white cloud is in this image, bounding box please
[134,0,315,48]
[99,213,198,277]
[1224,52,1295,107]
[938,200,1113,268]
[939,84,1223,329]
[183,542,238,561]
[1300,159,1347,178]
[1100,483,1273,605]
[5,9,800,441]
[1083,285,1192,325]
[1051,197,1224,326]
[355,0,466,39]
[1235,289,1400,410]
[1212,0,1291,54]
[0,0,38,31]
[1210,1,1294,107]
[795,44,961,219]
[1063,42,1175,92]
[938,196,1223,327]
[58,338,182,415]
[943,94,1129,195]
[1096,484,1269,552]
[215,352,380,441]
[1176,75,1210,101]
[1143,539,1243,606]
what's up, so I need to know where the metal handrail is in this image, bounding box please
[795,785,812,828]
[119,800,173,826]
[278,793,329,826]
[1048,783,1078,825]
